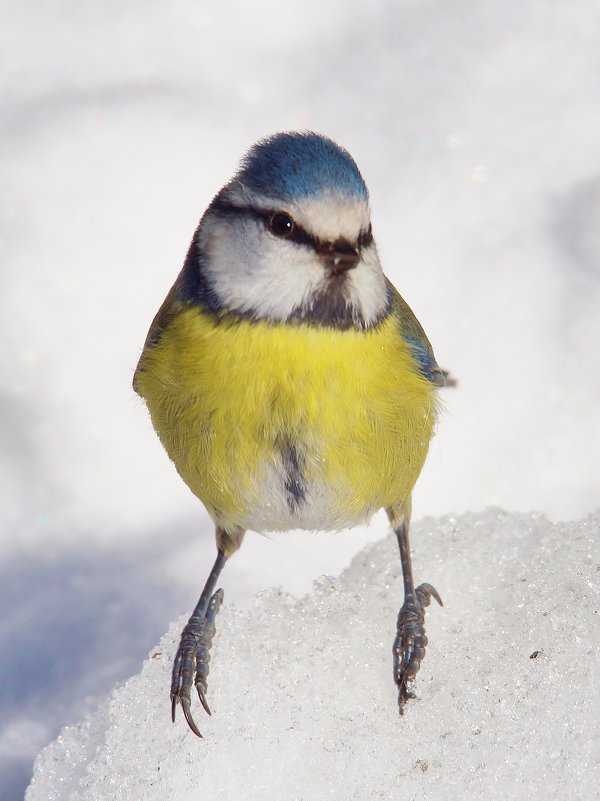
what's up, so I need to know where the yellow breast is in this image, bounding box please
[135,304,438,532]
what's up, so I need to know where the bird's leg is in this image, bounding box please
[170,548,227,737]
[389,510,442,714]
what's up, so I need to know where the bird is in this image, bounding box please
[133,131,452,737]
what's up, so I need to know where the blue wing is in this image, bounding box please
[389,281,455,388]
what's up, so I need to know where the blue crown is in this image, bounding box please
[237,132,369,203]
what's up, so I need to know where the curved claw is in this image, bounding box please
[400,635,415,671]
[197,684,211,716]
[181,696,203,738]
[170,587,223,736]
[416,582,443,608]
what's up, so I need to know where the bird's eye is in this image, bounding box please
[268,212,295,238]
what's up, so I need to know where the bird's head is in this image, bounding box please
[186,132,389,329]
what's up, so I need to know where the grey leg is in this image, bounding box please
[393,519,442,713]
[170,548,227,737]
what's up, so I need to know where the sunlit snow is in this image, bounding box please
[27,511,600,801]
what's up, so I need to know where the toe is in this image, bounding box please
[181,696,203,738]
[196,683,212,716]
[417,582,443,607]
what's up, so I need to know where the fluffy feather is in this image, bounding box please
[134,132,444,533]
[135,297,438,533]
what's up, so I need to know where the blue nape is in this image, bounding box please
[237,132,369,203]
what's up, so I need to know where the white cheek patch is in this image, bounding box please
[203,217,325,320]
[345,245,389,327]
[200,205,389,327]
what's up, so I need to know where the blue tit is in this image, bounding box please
[134,132,452,736]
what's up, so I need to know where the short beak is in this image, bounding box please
[322,239,360,275]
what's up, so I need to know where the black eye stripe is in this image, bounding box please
[274,216,319,250]
[211,200,372,253]
[358,223,373,249]
[245,206,319,250]
[212,200,320,250]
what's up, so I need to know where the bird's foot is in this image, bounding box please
[170,588,223,737]
[393,582,442,714]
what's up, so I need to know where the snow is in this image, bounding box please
[26,510,600,800]
[2,0,600,797]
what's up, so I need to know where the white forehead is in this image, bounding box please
[227,182,371,242]
[288,192,370,242]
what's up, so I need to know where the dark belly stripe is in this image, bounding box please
[278,437,307,513]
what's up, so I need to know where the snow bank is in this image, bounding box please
[27,511,600,800]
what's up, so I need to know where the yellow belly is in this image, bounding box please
[135,305,438,532]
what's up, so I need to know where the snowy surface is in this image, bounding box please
[26,510,600,801]
[3,0,600,798]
